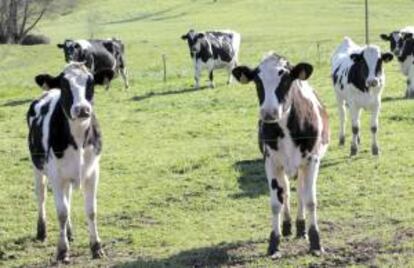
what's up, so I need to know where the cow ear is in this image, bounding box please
[350,53,363,62]
[380,34,390,41]
[197,33,205,39]
[35,74,61,90]
[103,41,114,53]
[382,52,394,63]
[57,43,64,49]
[291,63,313,80]
[232,66,257,84]
[181,34,188,40]
[94,69,115,85]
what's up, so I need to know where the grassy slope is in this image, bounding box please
[0,0,413,267]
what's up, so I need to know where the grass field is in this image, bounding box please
[1,0,414,267]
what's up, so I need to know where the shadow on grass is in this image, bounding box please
[381,96,407,102]
[231,158,267,199]
[114,239,265,268]
[131,86,209,102]
[2,98,32,107]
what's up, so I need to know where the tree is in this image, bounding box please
[0,0,76,44]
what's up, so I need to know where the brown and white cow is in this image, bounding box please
[233,53,330,258]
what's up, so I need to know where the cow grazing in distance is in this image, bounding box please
[380,27,414,98]
[27,62,114,263]
[232,53,330,258]
[181,29,241,89]
[331,37,393,156]
[57,38,129,90]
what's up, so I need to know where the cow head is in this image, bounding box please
[181,29,206,58]
[57,39,82,62]
[232,54,313,123]
[35,63,114,121]
[380,31,411,56]
[350,45,393,88]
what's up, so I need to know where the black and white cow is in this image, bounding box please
[380,27,414,98]
[27,62,114,263]
[181,29,240,89]
[232,53,330,258]
[331,37,393,156]
[57,38,129,90]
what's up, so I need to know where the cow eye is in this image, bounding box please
[278,70,285,76]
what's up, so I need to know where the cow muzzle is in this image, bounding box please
[366,78,380,88]
[260,108,280,123]
[72,105,91,119]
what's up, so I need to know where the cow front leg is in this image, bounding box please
[296,168,307,239]
[350,105,361,156]
[370,100,381,155]
[52,180,71,263]
[83,167,104,259]
[227,63,235,85]
[336,96,346,146]
[265,158,286,259]
[302,156,323,255]
[194,61,201,89]
[34,169,47,241]
[65,183,73,242]
[281,173,292,237]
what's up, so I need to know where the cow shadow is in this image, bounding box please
[2,98,32,107]
[382,96,407,103]
[230,158,267,199]
[131,86,209,102]
[115,239,265,268]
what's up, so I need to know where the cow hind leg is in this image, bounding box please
[83,167,104,259]
[370,101,381,155]
[350,105,361,156]
[208,69,215,88]
[302,156,323,255]
[296,168,307,239]
[120,67,129,90]
[34,169,47,241]
[336,95,346,146]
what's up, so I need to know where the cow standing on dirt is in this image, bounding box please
[27,62,113,263]
[57,38,129,90]
[331,37,393,156]
[232,53,330,258]
[181,29,241,89]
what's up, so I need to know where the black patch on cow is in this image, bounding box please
[254,77,265,105]
[267,230,281,255]
[371,126,377,134]
[59,77,74,118]
[348,57,369,92]
[287,104,318,157]
[36,217,47,241]
[28,100,49,170]
[308,225,322,251]
[260,122,284,151]
[275,73,293,103]
[49,103,78,158]
[209,70,214,82]
[282,220,292,237]
[332,66,340,85]
[398,38,414,62]
[352,126,359,135]
[271,178,284,204]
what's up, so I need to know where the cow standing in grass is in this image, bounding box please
[232,53,330,258]
[27,62,114,263]
[331,37,393,156]
[380,27,414,98]
[181,29,241,89]
[57,38,129,90]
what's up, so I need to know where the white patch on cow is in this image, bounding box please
[362,45,382,86]
[76,39,92,50]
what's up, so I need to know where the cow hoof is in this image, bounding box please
[36,219,47,242]
[270,251,282,259]
[267,231,281,256]
[372,145,379,156]
[350,145,358,156]
[91,242,105,259]
[282,220,292,237]
[57,249,70,264]
[309,247,325,257]
[339,136,345,146]
[308,225,322,254]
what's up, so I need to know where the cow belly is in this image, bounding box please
[198,58,232,70]
[340,85,381,110]
[268,140,303,178]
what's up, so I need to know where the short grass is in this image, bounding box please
[0,0,413,267]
